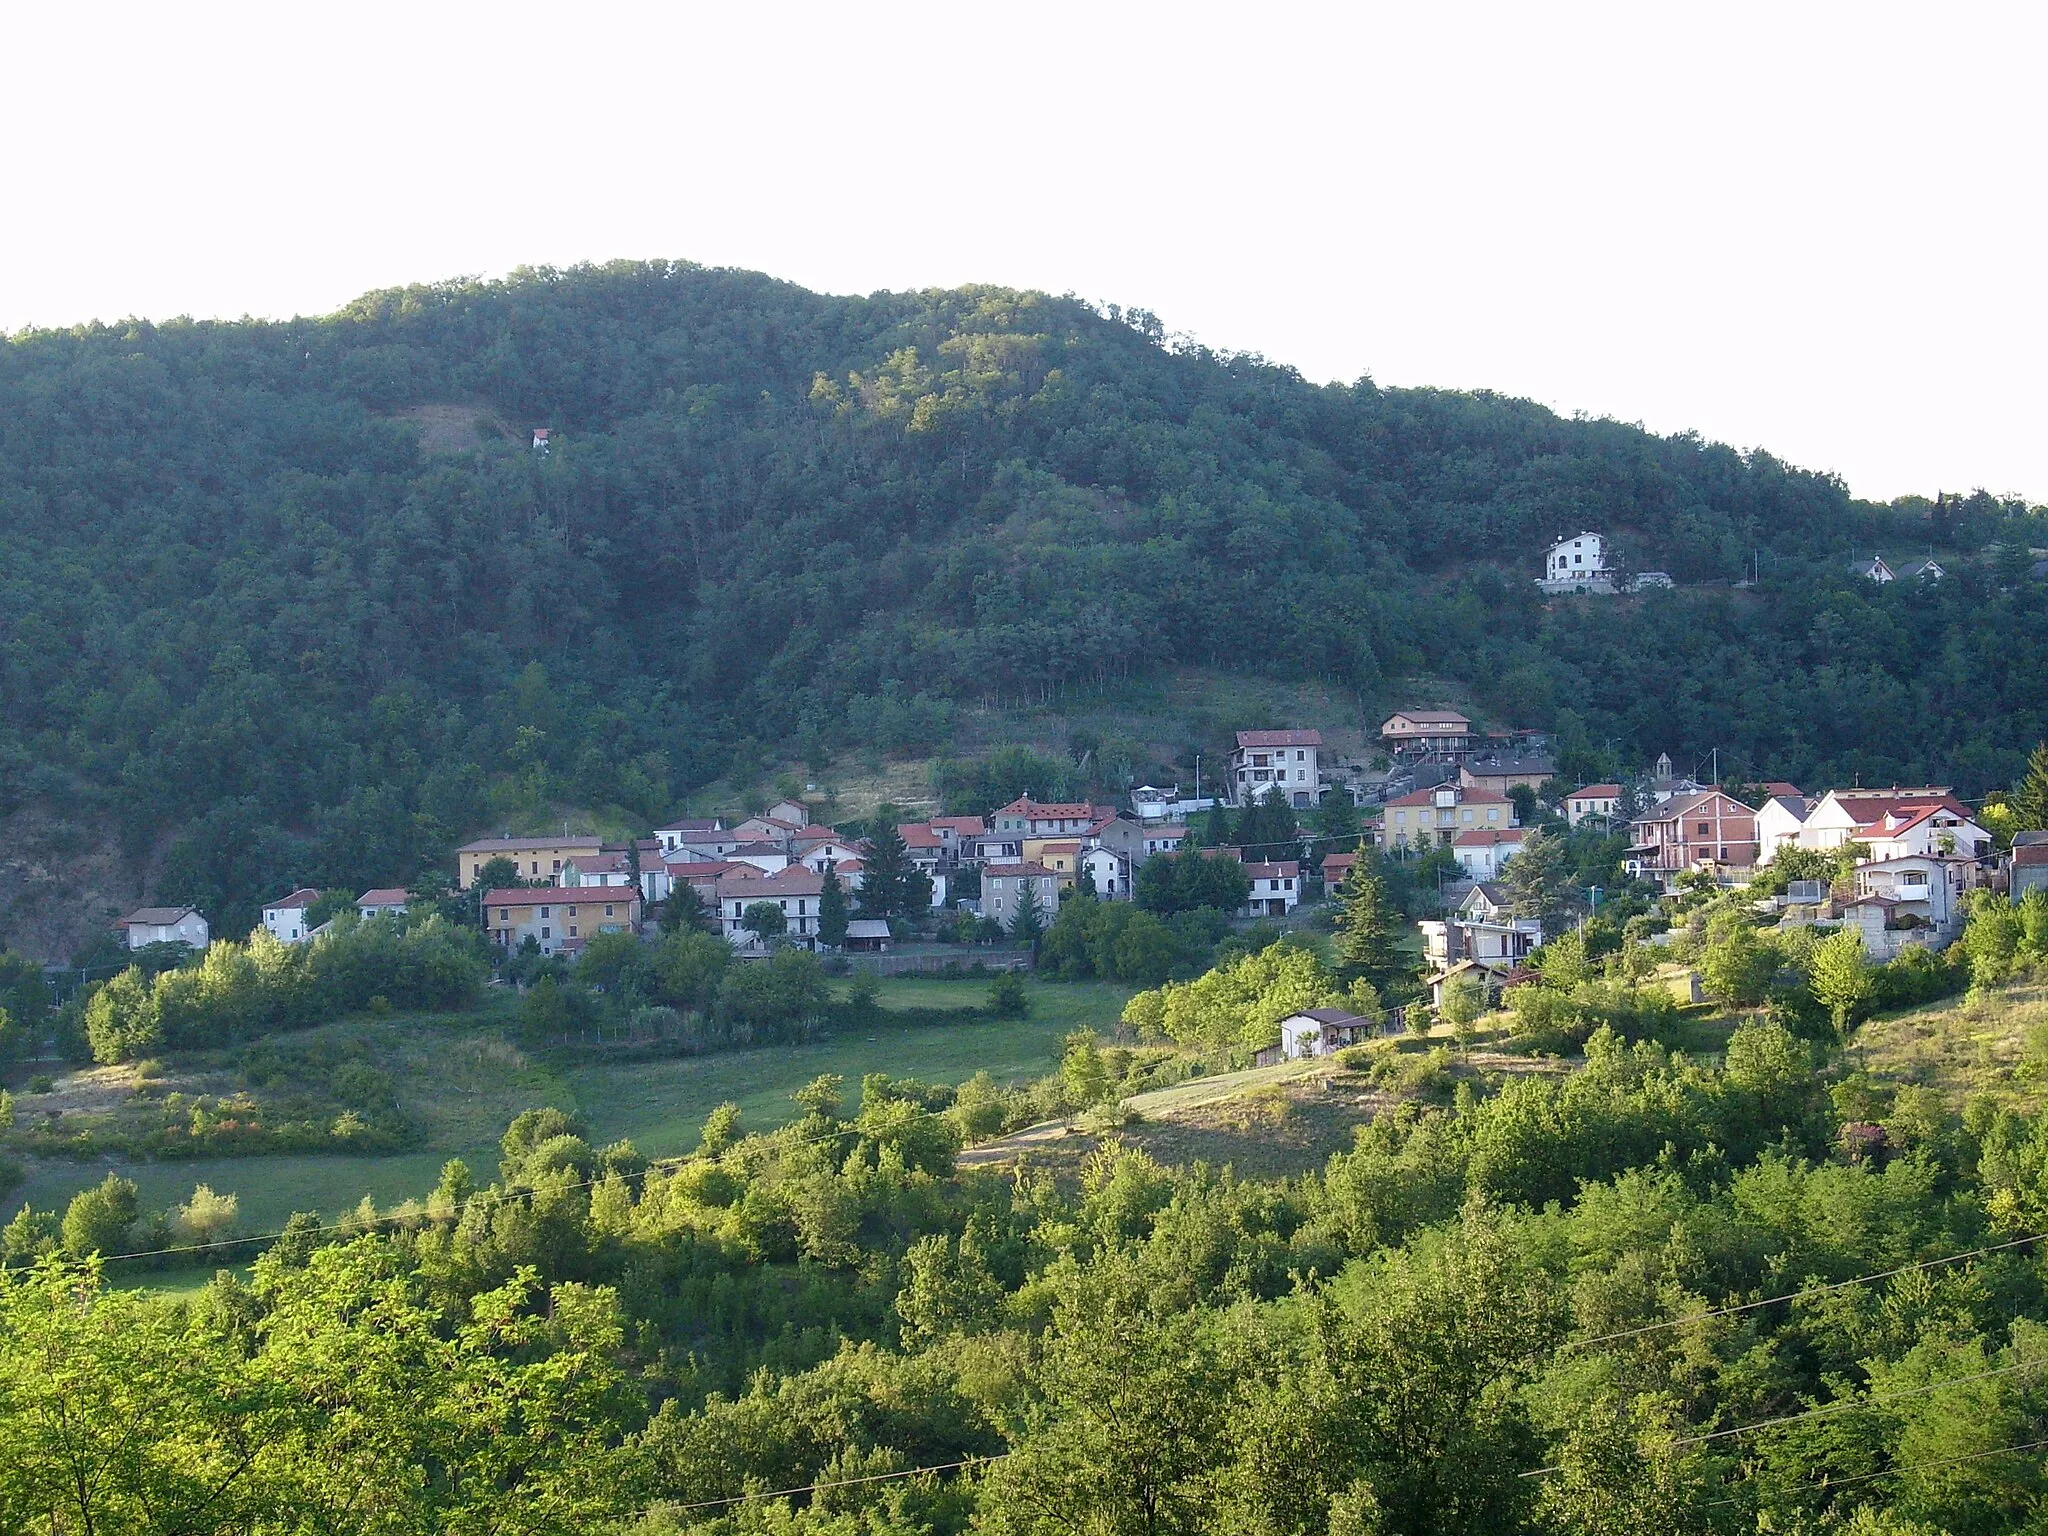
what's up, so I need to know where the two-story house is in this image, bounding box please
[1452,828,1525,881]
[1754,794,1813,863]
[1418,882,1543,1004]
[1538,531,1616,594]
[1241,861,1300,917]
[1082,846,1130,899]
[1565,784,1623,827]
[261,888,322,944]
[1382,785,1515,849]
[1459,754,1555,797]
[483,888,639,957]
[1231,730,1324,808]
[989,798,1101,840]
[121,907,212,951]
[716,867,829,948]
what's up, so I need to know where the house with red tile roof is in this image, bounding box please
[1453,827,1526,881]
[1242,860,1301,916]
[1382,784,1515,850]
[261,888,323,945]
[1565,784,1624,827]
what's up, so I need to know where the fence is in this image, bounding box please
[837,951,1033,977]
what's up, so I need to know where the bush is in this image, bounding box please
[987,971,1028,1018]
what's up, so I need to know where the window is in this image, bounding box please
[1697,822,1711,836]
[567,906,578,916]
[541,926,551,939]
[568,925,578,937]
[552,860,562,872]
[540,906,551,918]
[605,904,615,917]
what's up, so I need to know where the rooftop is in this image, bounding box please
[265,888,322,910]
[1235,729,1324,749]
[458,835,602,854]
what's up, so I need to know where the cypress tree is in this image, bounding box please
[817,866,849,948]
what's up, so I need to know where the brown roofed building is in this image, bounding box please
[482,887,638,957]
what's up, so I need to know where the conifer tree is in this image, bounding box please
[1335,850,1408,997]
[817,866,849,949]
[2012,740,2048,832]
[858,814,932,924]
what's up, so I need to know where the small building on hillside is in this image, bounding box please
[766,798,813,827]
[990,798,1100,840]
[1274,1008,1374,1060]
[714,868,828,948]
[356,888,411,921]
[1565,784,1623,827]
[1241,860,1300,917]
[261,888,322,945]
[842,918,892,953]
[1754,795,1813,863]
[1539,531,1616,594]
[1453,828,1525,882]
[1082,845,1130,899]
[122,906,210,952]
[654,819,726,854]
[1230,730,1324,808]
[1852,554,1896,583]
[1322,850,1359,890]
[1459,753,1555,797]
[2011,840,2048,901]
[1379,710,1474,757]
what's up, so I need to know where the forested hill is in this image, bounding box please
[1,260,2044,941]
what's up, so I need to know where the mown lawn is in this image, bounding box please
[13,977,1133,1254]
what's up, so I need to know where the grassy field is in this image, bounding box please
[7,977,1133,1245]
[1857,975,2048,1111]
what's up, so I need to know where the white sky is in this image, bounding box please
[5,2,2043,504]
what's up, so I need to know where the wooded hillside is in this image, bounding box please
[2,260,2043,940]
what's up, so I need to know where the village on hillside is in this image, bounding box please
[102,531,2046,1023]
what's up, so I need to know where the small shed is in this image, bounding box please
[843,919,892,953]
[1274,1008,1373,1060]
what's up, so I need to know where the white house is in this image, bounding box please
[982,863,1060,932]
[1854,855,1974,941]
[1857,804,1992,863]
[261,889,322,944]
[1230,730,1323,809]
[654,818,725,854]
[1539,531,1616,594]
[1852,555,1896,583]
[795,834,867,874]
[1082,846,1130,900]
[1797,789,1974,853]
[766,798,813,827]
[356,888,410,921]
[1275,1008,1374,1060]
[122,906,210,951]
[715,867,829,948]
[1453,827,1524,881]
[1241,860,1300,917]
[1565,784,1623,827]
[1754,795,1813,863]
[989,798,1100,839]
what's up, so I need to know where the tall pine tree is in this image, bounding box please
[1335,849,1410,998]
[857,817,933,925]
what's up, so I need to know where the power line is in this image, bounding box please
[1522,1356,2048,1477]
[1564,1232,2046,1352]
[672,1454,1009,1512]
[1705,1434,2048,1508]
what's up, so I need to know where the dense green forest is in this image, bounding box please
[3,260,2045,935]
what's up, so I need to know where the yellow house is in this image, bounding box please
[1022,838,1082,887]
[481,887,639,956]
[456,835,604,889]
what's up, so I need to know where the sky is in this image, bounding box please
[5,2,2043,504]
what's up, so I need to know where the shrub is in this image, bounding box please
[987,971,1028,1018]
